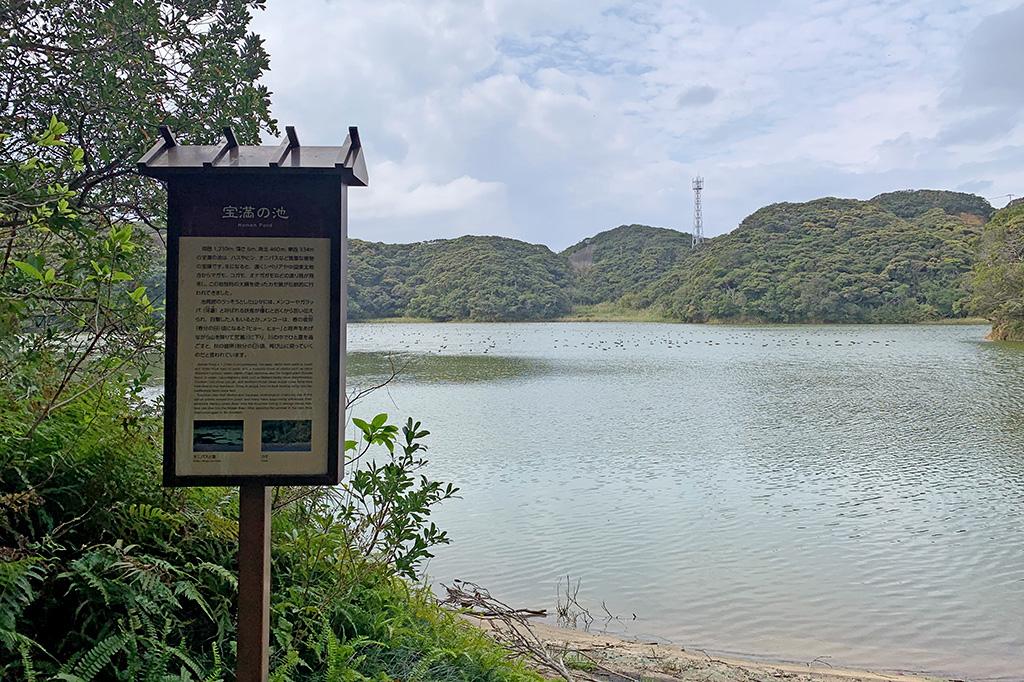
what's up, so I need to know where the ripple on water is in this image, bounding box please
[348,323,1024,679]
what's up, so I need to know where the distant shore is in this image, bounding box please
[350,313,993,327]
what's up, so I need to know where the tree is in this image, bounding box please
[0,0,276,229]
[972,201,1024,340]
[0,8,521,680]
[0,0,278,431]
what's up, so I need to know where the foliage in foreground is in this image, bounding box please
[0,112,533,682]
[972,200,1024,341]
[0,383,537,681]
[0,2,536,677]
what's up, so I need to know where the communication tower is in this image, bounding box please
[692,176,704,249]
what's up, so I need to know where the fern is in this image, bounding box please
[18,639,37,682]
[139,626,174,682]
[123,608,145,679]
[307,620,371,682]
[201,642,223,682]
[174,579,213,620]
[269,648,302,682]
[324,631,369,682]
[200,509,239,540]
[194,561,236,589]
[0,559,42,682]
[60,552,112,607]
[0,556,45,627]
[121,503,184,537]
[56,633,125,682]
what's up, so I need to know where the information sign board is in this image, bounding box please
[139,127,367,486]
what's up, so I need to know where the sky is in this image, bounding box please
[252,0,1024,250]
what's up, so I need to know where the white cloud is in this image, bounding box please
[353,161,504,221]
[252,0,1024,247]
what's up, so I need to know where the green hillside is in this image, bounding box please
[407,236,571,321]
[868,189,992,222]
[643,192,991,323]
[972,200,1024,340]
[347,239,419,319]
[561,224,694,307]
[333,190,1006,325]
[348,225,684,321]
[348,236,571,321]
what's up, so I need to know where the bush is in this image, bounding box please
[0,379,536,681]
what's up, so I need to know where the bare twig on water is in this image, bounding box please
[346,352,410,409]
[600,600,624,629]
[809,655,834,668]
[557,575,594,631]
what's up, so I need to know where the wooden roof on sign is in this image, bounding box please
[137,125,368,186]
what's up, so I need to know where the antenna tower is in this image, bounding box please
[692,176,704,249]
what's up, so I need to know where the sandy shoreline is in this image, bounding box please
[474,619,949,682]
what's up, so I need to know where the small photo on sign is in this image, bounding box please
[261,419,313,452]
[192,420,244,452]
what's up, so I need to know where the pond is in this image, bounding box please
[346,322,1024,680]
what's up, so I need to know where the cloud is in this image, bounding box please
[252,0,1024,248]
[676,85,718,108]
[353,162,505,221]
[936,109,1018,146]
[955,179,994,194]
[955,4,1024,107]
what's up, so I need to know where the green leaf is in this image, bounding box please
[11,261,42,280]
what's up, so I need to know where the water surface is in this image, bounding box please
[347,323,1024,680]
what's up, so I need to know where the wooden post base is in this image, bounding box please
[237,484,271,681]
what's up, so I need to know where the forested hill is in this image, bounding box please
[867,189,992,222]
[347,225,688,321]
[971,200,1024,340]
[348,235,571,321]
[645,191,993,323]
[561,225,694,307]
[346,189,1000,323]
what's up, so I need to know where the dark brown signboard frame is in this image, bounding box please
[139,126,368,488]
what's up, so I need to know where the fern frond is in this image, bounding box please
[59,633,125,682]
[18,638,38,682]
[0,556,45,623]
[173,579,213,620]
[201,642,223,682]
[268,648,301,682]
[194,561,237,589]
[167,639,206,678]
[123,503,184,528]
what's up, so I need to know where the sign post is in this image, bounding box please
[237,484,271,681]
[139,125,367,681]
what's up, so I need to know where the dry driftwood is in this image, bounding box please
[440,579,639,682]
[441,579,581,681]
